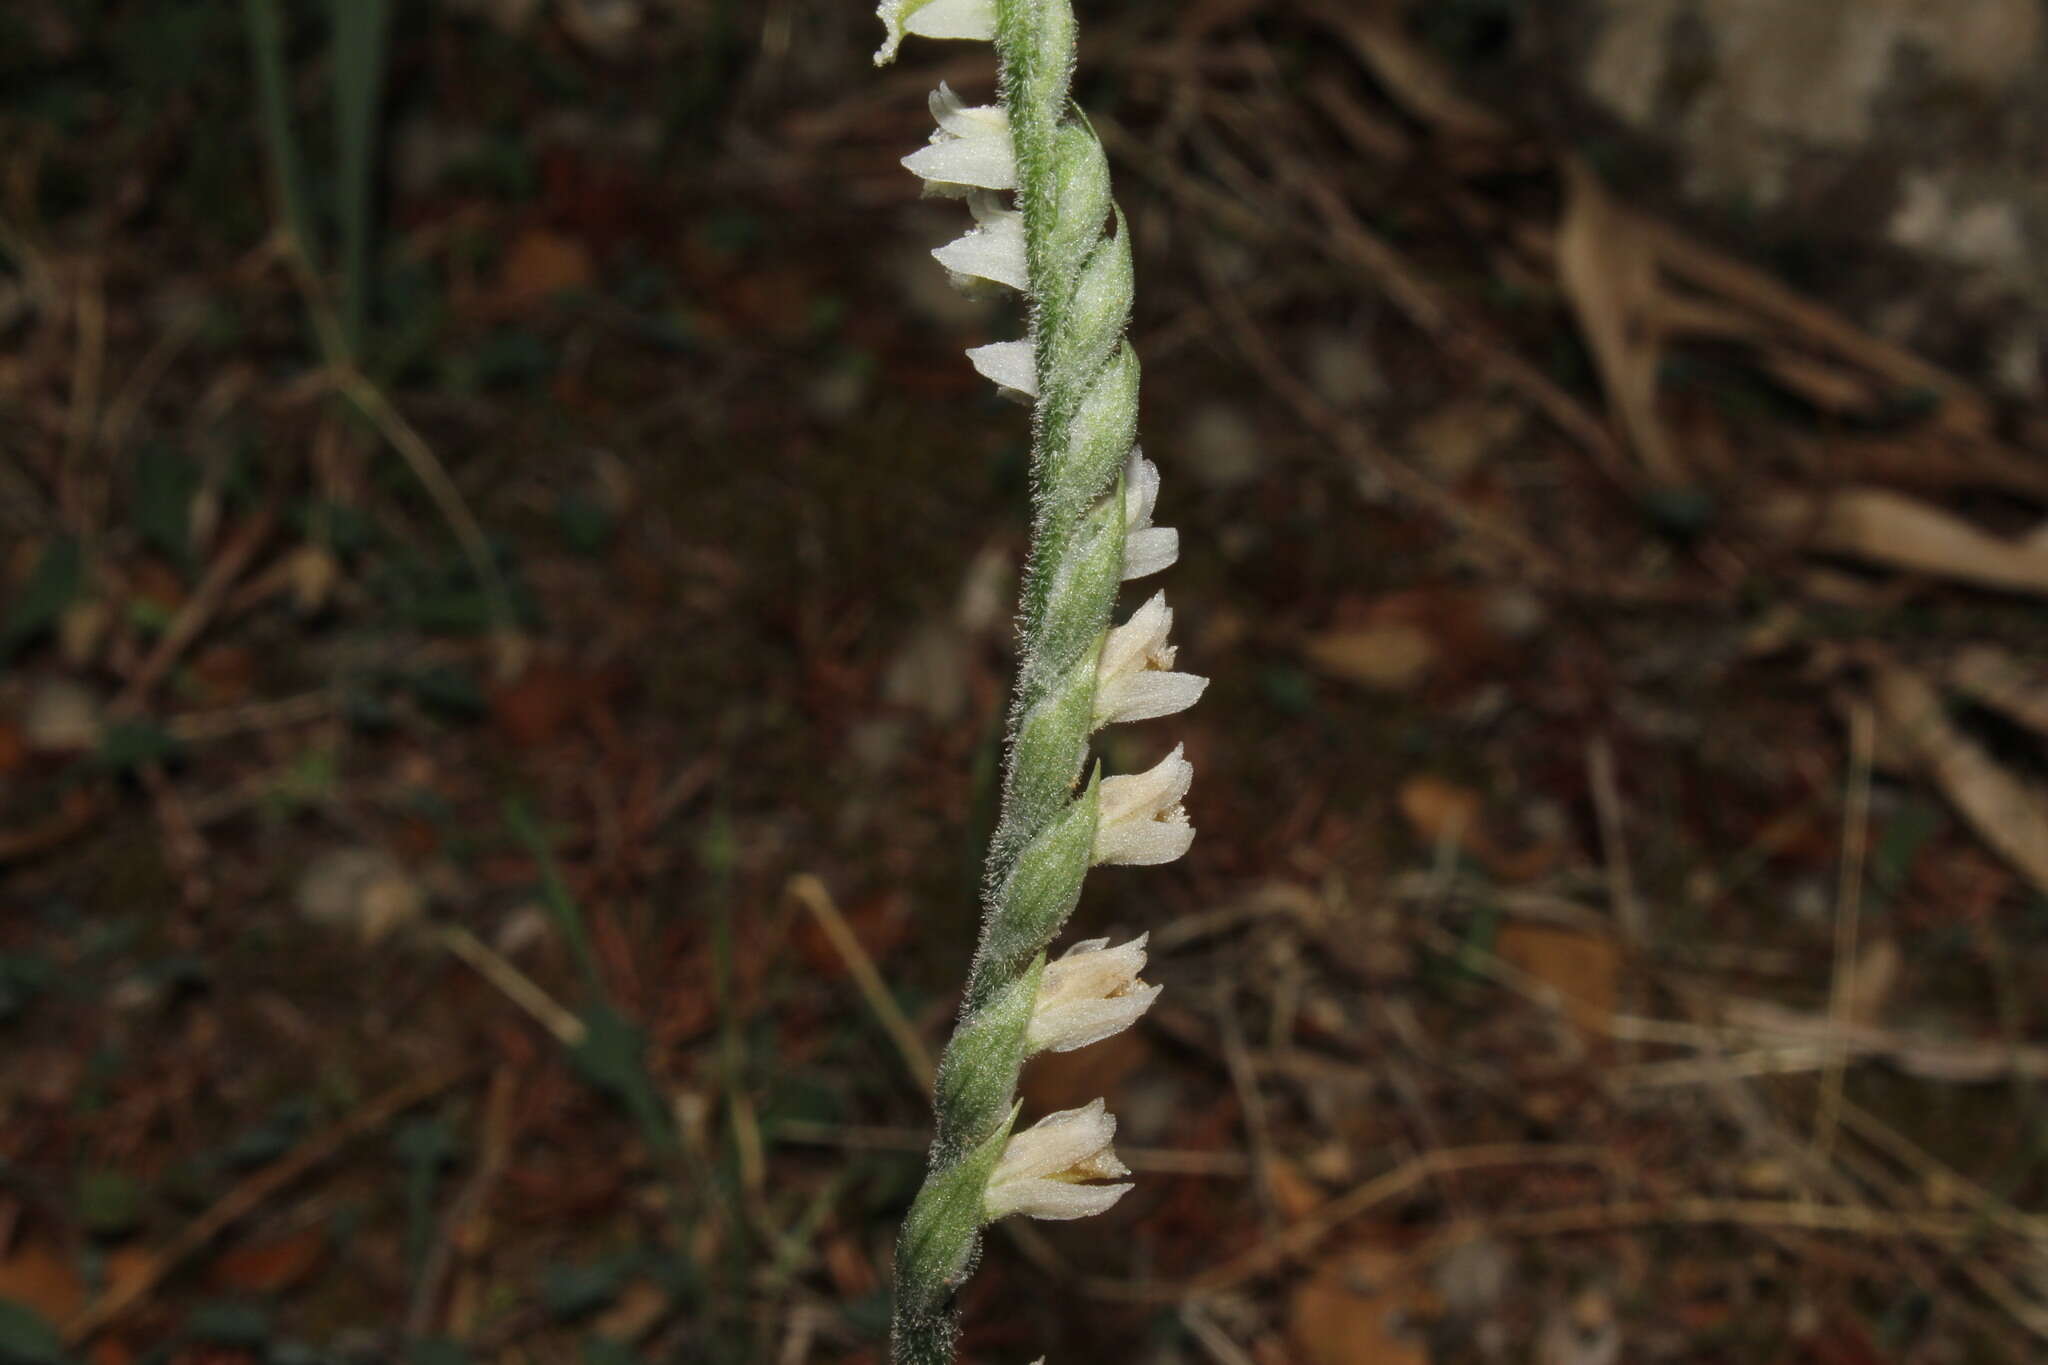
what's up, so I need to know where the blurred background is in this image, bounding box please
[4,0,2048,1361]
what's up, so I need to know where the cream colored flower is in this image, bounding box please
[875,0,996,65]
[1093,591,1207,728]
[967,339,1038,401]
[901,84,1015,195]
[982,1099,1133,1221]
[933,190,1029,294]
[1121,450,1178,581]
[1093,743,1194,866]
[1027,934,1160,1053]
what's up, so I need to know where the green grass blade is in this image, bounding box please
[242,0,319,281]
[331,0,392,358]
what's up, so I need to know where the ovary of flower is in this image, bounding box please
[1026,934,1161,1054]
[967,339,1038,401]
[900,84,1015,194]
[1093,743,1194,866]
[981,1099,1133,1222]
[1121,450,1179,581]
[933,191,1029,293]
[1093,591,1207,728]
[873,0,995,65]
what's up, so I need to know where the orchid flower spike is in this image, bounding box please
[1094,744,1195,866]
[982,1099,1133,1221]
[1027,934,1160,1054]
[881,1,1203,1356]
[1094,591,1207,728]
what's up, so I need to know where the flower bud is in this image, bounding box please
[1121,450,1178,581]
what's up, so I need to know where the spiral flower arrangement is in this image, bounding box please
[876,2,1207,1361]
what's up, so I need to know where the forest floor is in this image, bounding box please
[4,2,2048,1363]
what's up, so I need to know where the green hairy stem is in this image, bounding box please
[889,1,1139,1361]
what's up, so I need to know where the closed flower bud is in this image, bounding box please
[1027,934,1160,1053]
[982,1099,1133,1221]
[1121,450,1179,581]
[1093,743,1194,866]
[1094,591,1207,728]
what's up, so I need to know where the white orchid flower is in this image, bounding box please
[934,190,1030,294]
[982,1099,1133,1221]
[1027,934,1160,1054]
[967,339,1038,402]
[1093,743,1195,866]
[901,84,1016,196]
[1094,591,1208,728]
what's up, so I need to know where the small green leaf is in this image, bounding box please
[935,962,1041,1154]
[982,773,1099,982]
[1040,123,1110,302]
[1006,651,1097,833]
[893,1110,1016,1316]
[1050,224,1132,401]
[1049,342,1138,517]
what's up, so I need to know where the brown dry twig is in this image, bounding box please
[109,494,281,718]
[785,874,935,1091]
[1873,663,2048,896]
[1190,237,1568,582]
[1080,1143,1614,1302]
